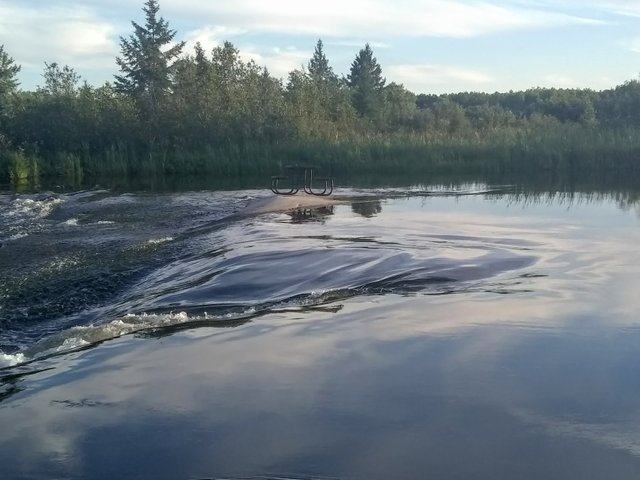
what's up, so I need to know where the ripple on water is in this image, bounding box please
[0,191,544,368]
[121,229,537,320]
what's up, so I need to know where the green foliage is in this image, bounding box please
[55,152,83,184]
[5,149,39,184]
[0,45,20,148]
[597,80,640,126]
[115,0,185,122]
[382,83,416,129]
[40,63,80,96]
[171,40,289,149]
[286,65,356,141]
[0,45,20,98]
[308,39,338,85]
[347,44,386,117]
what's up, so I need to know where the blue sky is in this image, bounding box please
[1,0,639,94]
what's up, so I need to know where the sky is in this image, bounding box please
[0,0,639,94]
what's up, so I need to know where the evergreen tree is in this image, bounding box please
[114,0,184,117]
[308,39,337,84]
[347,43,385,117]
[0,45,20,98]
[193,42,211,79]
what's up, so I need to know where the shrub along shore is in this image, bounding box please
[3,125,640,187]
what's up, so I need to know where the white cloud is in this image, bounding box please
[581,1,640,18]
[0,2,119,88]
[0,4,117,68]
[387,64,494,93]
[624,37,640,54]
[165,0,601,39]
[328,40,391,50]
[540,73,580,88]
[239,46,309,79]
[58,21,114,56]
[524,73,623,91]
[508,0,640,18]
[183,25,247,56]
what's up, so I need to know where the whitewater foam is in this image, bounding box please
[8,233,28,241]
[0,307,269,368]
[6,197,63,220]
[10,312,194,365]
[147,237,174,245]
[0,195,65,242]
[0,353,26,368]
[42,256,81,273]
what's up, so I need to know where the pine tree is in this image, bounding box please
[347,43,386,117]
[115,0,184,117]
[308,39,337,84]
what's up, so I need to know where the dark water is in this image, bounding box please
[1,176,640,479]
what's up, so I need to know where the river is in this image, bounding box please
[1,176,640,479]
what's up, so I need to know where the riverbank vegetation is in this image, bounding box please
[1,0,640,186]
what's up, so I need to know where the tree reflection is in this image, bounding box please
[351,200,382,218]
[288,206,335,223]
[0,376,24,404]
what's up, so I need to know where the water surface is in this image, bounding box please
[1,178,640,479]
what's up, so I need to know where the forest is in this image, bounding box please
[1,0,640,185]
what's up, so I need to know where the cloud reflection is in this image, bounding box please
[2,192,640,478]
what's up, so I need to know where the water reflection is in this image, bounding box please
[0,376,22,402]
[288,206,335,223]
[351,199,382,218]
[3,290,640,479]
[2,175,640,479]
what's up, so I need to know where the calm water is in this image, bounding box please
[1,177,640,479]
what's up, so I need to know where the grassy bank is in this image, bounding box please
[2,124,640,188]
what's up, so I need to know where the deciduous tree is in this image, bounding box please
[40,62,80,97]
[0,45,20,98]
[0,45,20,143]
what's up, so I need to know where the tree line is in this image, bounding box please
[1,0,640,185]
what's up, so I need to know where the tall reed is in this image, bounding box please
[3,124,640,187]
[3,150,40,185]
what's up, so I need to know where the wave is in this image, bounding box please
[0,243,536,369]
[0,309,262,368]
[0,194,64,242]
[0,189,542,369]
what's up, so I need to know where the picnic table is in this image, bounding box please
[270,164,334,196]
